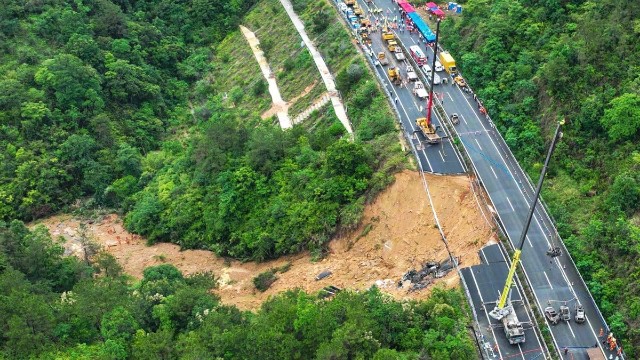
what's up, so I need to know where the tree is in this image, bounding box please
[601,93,640,142]
[34,54,103,114]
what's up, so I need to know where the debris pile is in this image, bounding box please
[399,256,460,292]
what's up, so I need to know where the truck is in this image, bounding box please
[393,47,405,61]
[438,51,457,74]
[406,65,418,81]
[501,309,525,345]
[416,117,441,144]
[586,348,606,360]
[387,39,398,52]
[381,27,394,41]
[412,81,428,99]
[377,52,389,66]
[409,45,427,66]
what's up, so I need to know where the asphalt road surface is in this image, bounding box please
[344,0,621,358]
[461,244,545,359]
[338,8,465,174]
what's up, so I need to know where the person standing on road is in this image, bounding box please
[395,96,399,104]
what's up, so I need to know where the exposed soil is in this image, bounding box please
[32,170,496,310]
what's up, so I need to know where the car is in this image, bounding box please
[454,76,466,87]
[450,113,459,125]
[575,304,585,323]
[560,305,570,322]
[434,60,444,72]
[544,306,560,325]
[421,64,432,75]
[426,71,441,85]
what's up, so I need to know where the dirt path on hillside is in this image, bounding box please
[277,0,354,137]
[32,171,495,310]
[240,25,292,129]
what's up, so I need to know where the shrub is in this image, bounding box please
[253,270,277,292]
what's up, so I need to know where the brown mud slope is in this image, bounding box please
[33,170,496,310]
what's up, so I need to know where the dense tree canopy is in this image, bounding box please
[0,223,476,359]
[441,0,640,354]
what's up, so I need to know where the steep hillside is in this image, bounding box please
[441,0,640,354]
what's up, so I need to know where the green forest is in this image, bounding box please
[0,0,479,358]
[441,0,640,355]
[0,222,476,359]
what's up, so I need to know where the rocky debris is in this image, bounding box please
[399,256,461,292]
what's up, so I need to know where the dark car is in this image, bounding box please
[545,306,560,325]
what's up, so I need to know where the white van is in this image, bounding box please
[421,64,432,75]
[434,60,444,72]
[427,71,441,85]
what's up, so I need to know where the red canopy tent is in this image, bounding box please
[400,2,415,13]
[425,2,438,9]
[432,8,445,17]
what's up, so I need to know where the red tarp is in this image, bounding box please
[400,2,415,13]
[433,9,445,16]
[425,2,438,9]
[397,0,408,5]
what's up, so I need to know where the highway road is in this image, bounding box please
[338,9,465,174]
[341,0,621,358]
[461,244,545,359]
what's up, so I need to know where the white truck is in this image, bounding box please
[406,65,418,81]
[413,81,428,99]
[393,47,405,61]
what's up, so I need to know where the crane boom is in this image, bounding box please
[490,120,564,321]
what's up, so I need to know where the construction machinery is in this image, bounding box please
[377,52,389,66]
[388,66,402,86]
[386,39,398,52]
[416,116,441,144]
[353,3,363,16]
[381,23,394,41]
[345,0,355,5]
[489,120,564,345]
[454,75,466,87]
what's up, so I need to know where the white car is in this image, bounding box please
[427,71,441,85]
[435,60,444,72]
[421,64,432,75]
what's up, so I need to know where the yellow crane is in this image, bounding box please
[489,120,564,338]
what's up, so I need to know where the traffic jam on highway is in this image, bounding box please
[331,0,623,359]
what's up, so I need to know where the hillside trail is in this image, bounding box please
[32,171,495,311]
[278,0,354,138]
[240,25,293,129]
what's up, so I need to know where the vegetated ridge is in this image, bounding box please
[441,0,640,354]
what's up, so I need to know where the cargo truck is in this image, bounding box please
[438,51,457,75]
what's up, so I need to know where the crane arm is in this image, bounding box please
[497,249,521,309]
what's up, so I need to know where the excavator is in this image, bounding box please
[388,66,402,86]
[488,120,564,345]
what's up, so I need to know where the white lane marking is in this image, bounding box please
[447,92,453,101]
[461,114,468,125]
[566,321,576,338]
[439,150,445,162]
[506,197,515,211]
[543,271,553,289]
[468,268,504,360]
[475,138,482,150]
[526,234,533,248]
[376,58,433,172]
[490,167,498,179]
